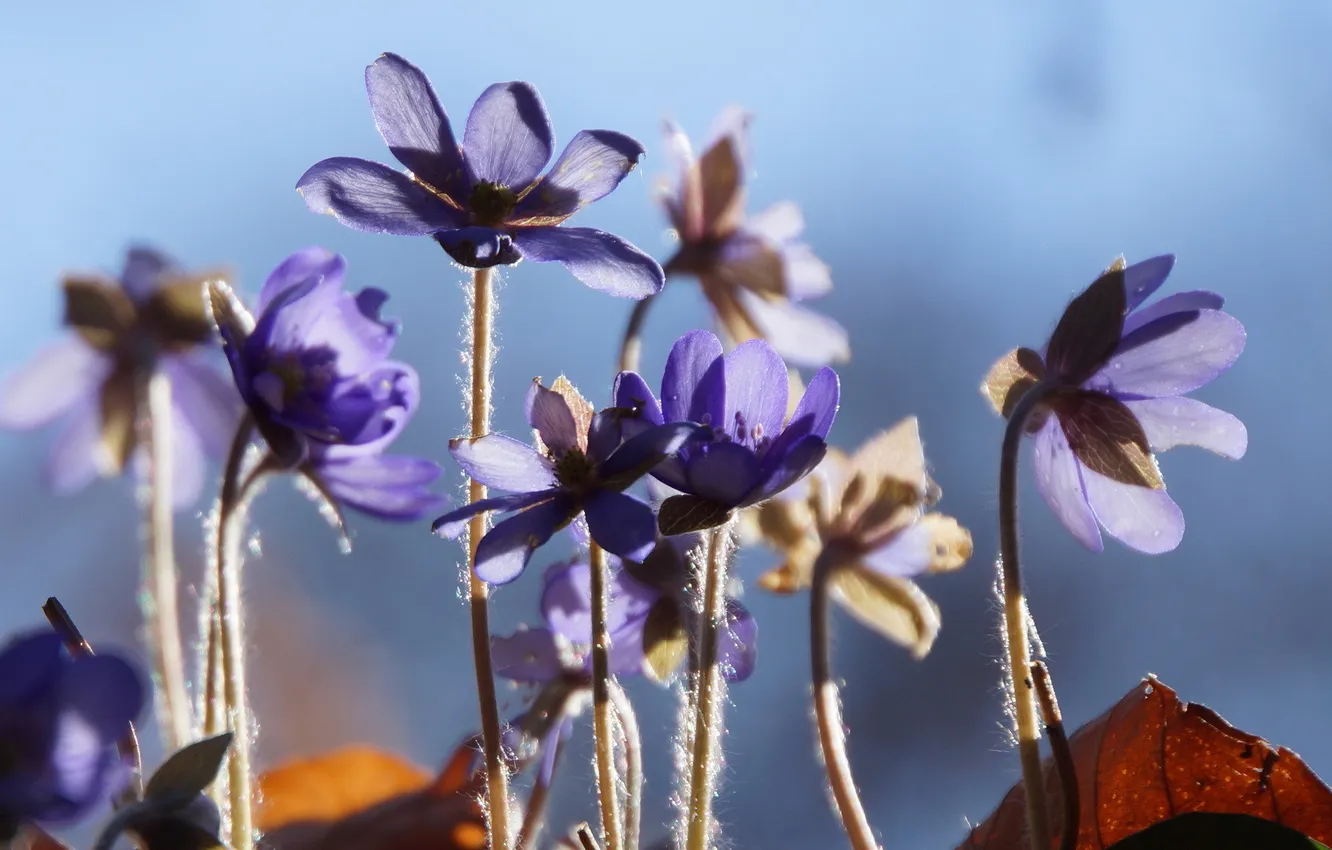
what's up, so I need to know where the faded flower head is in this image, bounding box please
[660,109,847,367]
[432,377,704,584]
[752,418,971,657]
[982,255,1247,554]
[613,330,838,535]
[0,247,241,507]
[207,247,445,521]
[0,632,145,840]
[298,53,663,299]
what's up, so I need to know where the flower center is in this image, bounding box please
[256,349,338,413]
[554,447,598,491]
[468,181,517,227]
[729,411,770,453]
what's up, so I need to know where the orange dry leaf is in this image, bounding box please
[258,746,432,830]
[959,676,1332,850]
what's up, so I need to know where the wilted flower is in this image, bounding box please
[613,330,838,534]
[297,53,663,299]
[751,418,971,657]
[432,377,703,583]
[0,632,145,840]
[207,247,445,521]
[0,247,240,507]
[660,110,847,367]
[982,255,1247,554]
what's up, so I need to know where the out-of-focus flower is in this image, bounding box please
[0,247,240,507]
[613,330,838,534]
[206,247,445,521]
[297,53,663,299]
[0,632,145,840]
[432,377,703,583]
[660,110,847,367]
[751,418,971,658]
[982,255,1247,554]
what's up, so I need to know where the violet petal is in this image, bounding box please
[474,496,575,584]
[1032,417,1102,552]
[0,339,109,430]
[583,489,658,562]
[660,330,725,427]
[296,156,465,235]
[511,130,644,221]
[462,81,553,190]
[365,53,472,202]
[450,433,556,493]
[510,226,665,299]
[1081,465,1184,554]
[1124,397,1247,459]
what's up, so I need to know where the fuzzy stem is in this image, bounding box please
[1031,661,1079,850]
[138,370,192,752]
[617,293,658,374]
[809,552,880,850]
[685,524,730,850]
[577,824,604,850]
[1000,385,1055,850]
[516,737,563,850]
[589,541,623,850]
[463,266,512,850]
[609,680,643,850]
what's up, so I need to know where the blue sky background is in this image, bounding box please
[3,1,1332,847]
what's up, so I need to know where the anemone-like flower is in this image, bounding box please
[0,632,145,840]
[206,247,444,521]
[297,53,663,299]
[660,109,847,367]
[982,255,1247,554]
[0,247,240,507]
[432,377,703,584]
[613,330,838,534]
[751,418,971,657]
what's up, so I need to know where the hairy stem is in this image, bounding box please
[1031,661,1079,850]
[686,524,731,850]
[617,293,658,374]
[589,542,623,850]
[609,680,643,850]
[516,736,563,850]
[809,553,880,850]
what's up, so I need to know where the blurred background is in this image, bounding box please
[2,1,1331,847]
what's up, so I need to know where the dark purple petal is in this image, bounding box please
[1031,417,1102,552]
[1124,397,1247,459]
[492,628,563,683]
[525,381,579,455]
[1081,466,1184,554]
[462,82,553,190]
[585,410,621,465]
[751,432,825,506]
[1122,254,1176,312]
[612,371,664,426]
[660,330,725,427]
[861,521,935,578]
[265,362,416,451]
[1089,309,1245,399]
[60,656,145,744]
[510,227,664,299]
[0,632,64,705]
[719,600,757,683]
[296,157,465,235]
[162,355,241,459]
[449,433,555,492]
[735,290,848,367]
[365,53,471,202]
[1122,290,1225,336]
[511,130,644,221]
[119,246,174,299]
[722,340,788,445]
[435,227,521,268]
[684,442,761,506]
[583,489,658,562]
[0,339,109,432]
[474,496,577,584]
[599,422,705,488]
[47,400,101,495]
[316,453,447,521]
[431,490,552,538]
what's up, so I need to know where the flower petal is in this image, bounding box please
[685,442,762,506]
[61,655,145,743]
[723,339,788,444]
[1123,290,1224,336]
[0,339,109,430]
[462,82,553,190]
[48,400,102,495]
[449,433,555,493]
[435,227,521,268]
[0,632,64,704]
[612,372,663,426]
[1031,417,1102,552]
[169,402,205,510]
[541,559,594,645]
[525,380,580,455]
[584,489,658,562]
[317,453,447,521]
[599,422,705,488]
[719,599,757,683]
[661,330,725,427]
[752,432,826,506]
[431,490,552,538]
[1090,309,1246,399]
[787,367,840,441]
[782,243,834,300]
[162,355,241,459]
[512,130,644,222]
[296,157,464,235]
[365,53,471,202]
[511,227,664,299]
[1122,254,1176,312]
[735,290,848,368]
[746,201,804,244]
[474,496,576,584]
[863,514,971,578]
[1123,397,1247,459]
[256,246,345,316]
[1081,466,1184,554]
[120,246,175,299]
[492,627,564,683]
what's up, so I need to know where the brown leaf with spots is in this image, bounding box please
[1052,391,1163,489]
[981,347,1046,419]
[957,677,1332,850]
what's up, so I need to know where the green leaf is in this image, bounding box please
[1106,813,1331,850]
[145,733,234,800]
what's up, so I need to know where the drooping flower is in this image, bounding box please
[0,247,241,507]
[750,418,971,657]
[297,53,663,299]
[982,255,1247,554]
[613,330,839,534]
[206,247,445,521]
[659,110,847,367]
[431,377,704,584]
[0,632,145,840]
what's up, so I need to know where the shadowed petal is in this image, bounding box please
[753,432,826,506]
[435,226,521,268]
[685,442,761,506]
[612,372,663,426]
[1091,309,1246,398]
[450,433,555,492]
[1122,254,1176,312]
[736,290,848,367]
[1032,417,1102,552]
[474,496,576,584]
[723,340,788,443]
[511,227,664,299]
[431,490,552,538]
[463,82,553,190]
[584,489,657,561]
[296,157,465,235]
[1081,466,1184,554]
[512,130,644,222]
[1124,397,1247,459]
[318,453,447,521]
[1123,290,1224,336]
[661,330,725,426]
[0,339,109,429]
[758,367,838,472]
[525,381,579,455]
[599,422,704,488]
[365,53,471,201]
[719,600,757,683]
[48,400,102,494]
[61,655,145,742]
[492,628,564,683]
[163,355,241,459]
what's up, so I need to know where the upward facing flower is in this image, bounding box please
[0,248,241,507]
[983,255,1247,554]
[659,110,847,367]
[207,248,444,521]
[298,53,664,299]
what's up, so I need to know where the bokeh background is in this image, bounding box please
[2,1,1331,847]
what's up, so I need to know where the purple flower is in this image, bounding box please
[206,248,445,521]
[0,247,241,507]
[983,255,1247,554]
[0,632,145,840]
[613,330,839,534]
[660,109,847,367]
[296,53,664,299]
[431,377,704,584]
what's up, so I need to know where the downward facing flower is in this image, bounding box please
[206,248,444,521]
[432,377,704,583]
[0,632,145,840]
[613,330,839,534]
[0,247,240,506]
[660,110,848,366]
[982,255,1247,554]
[297,53,663,299]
